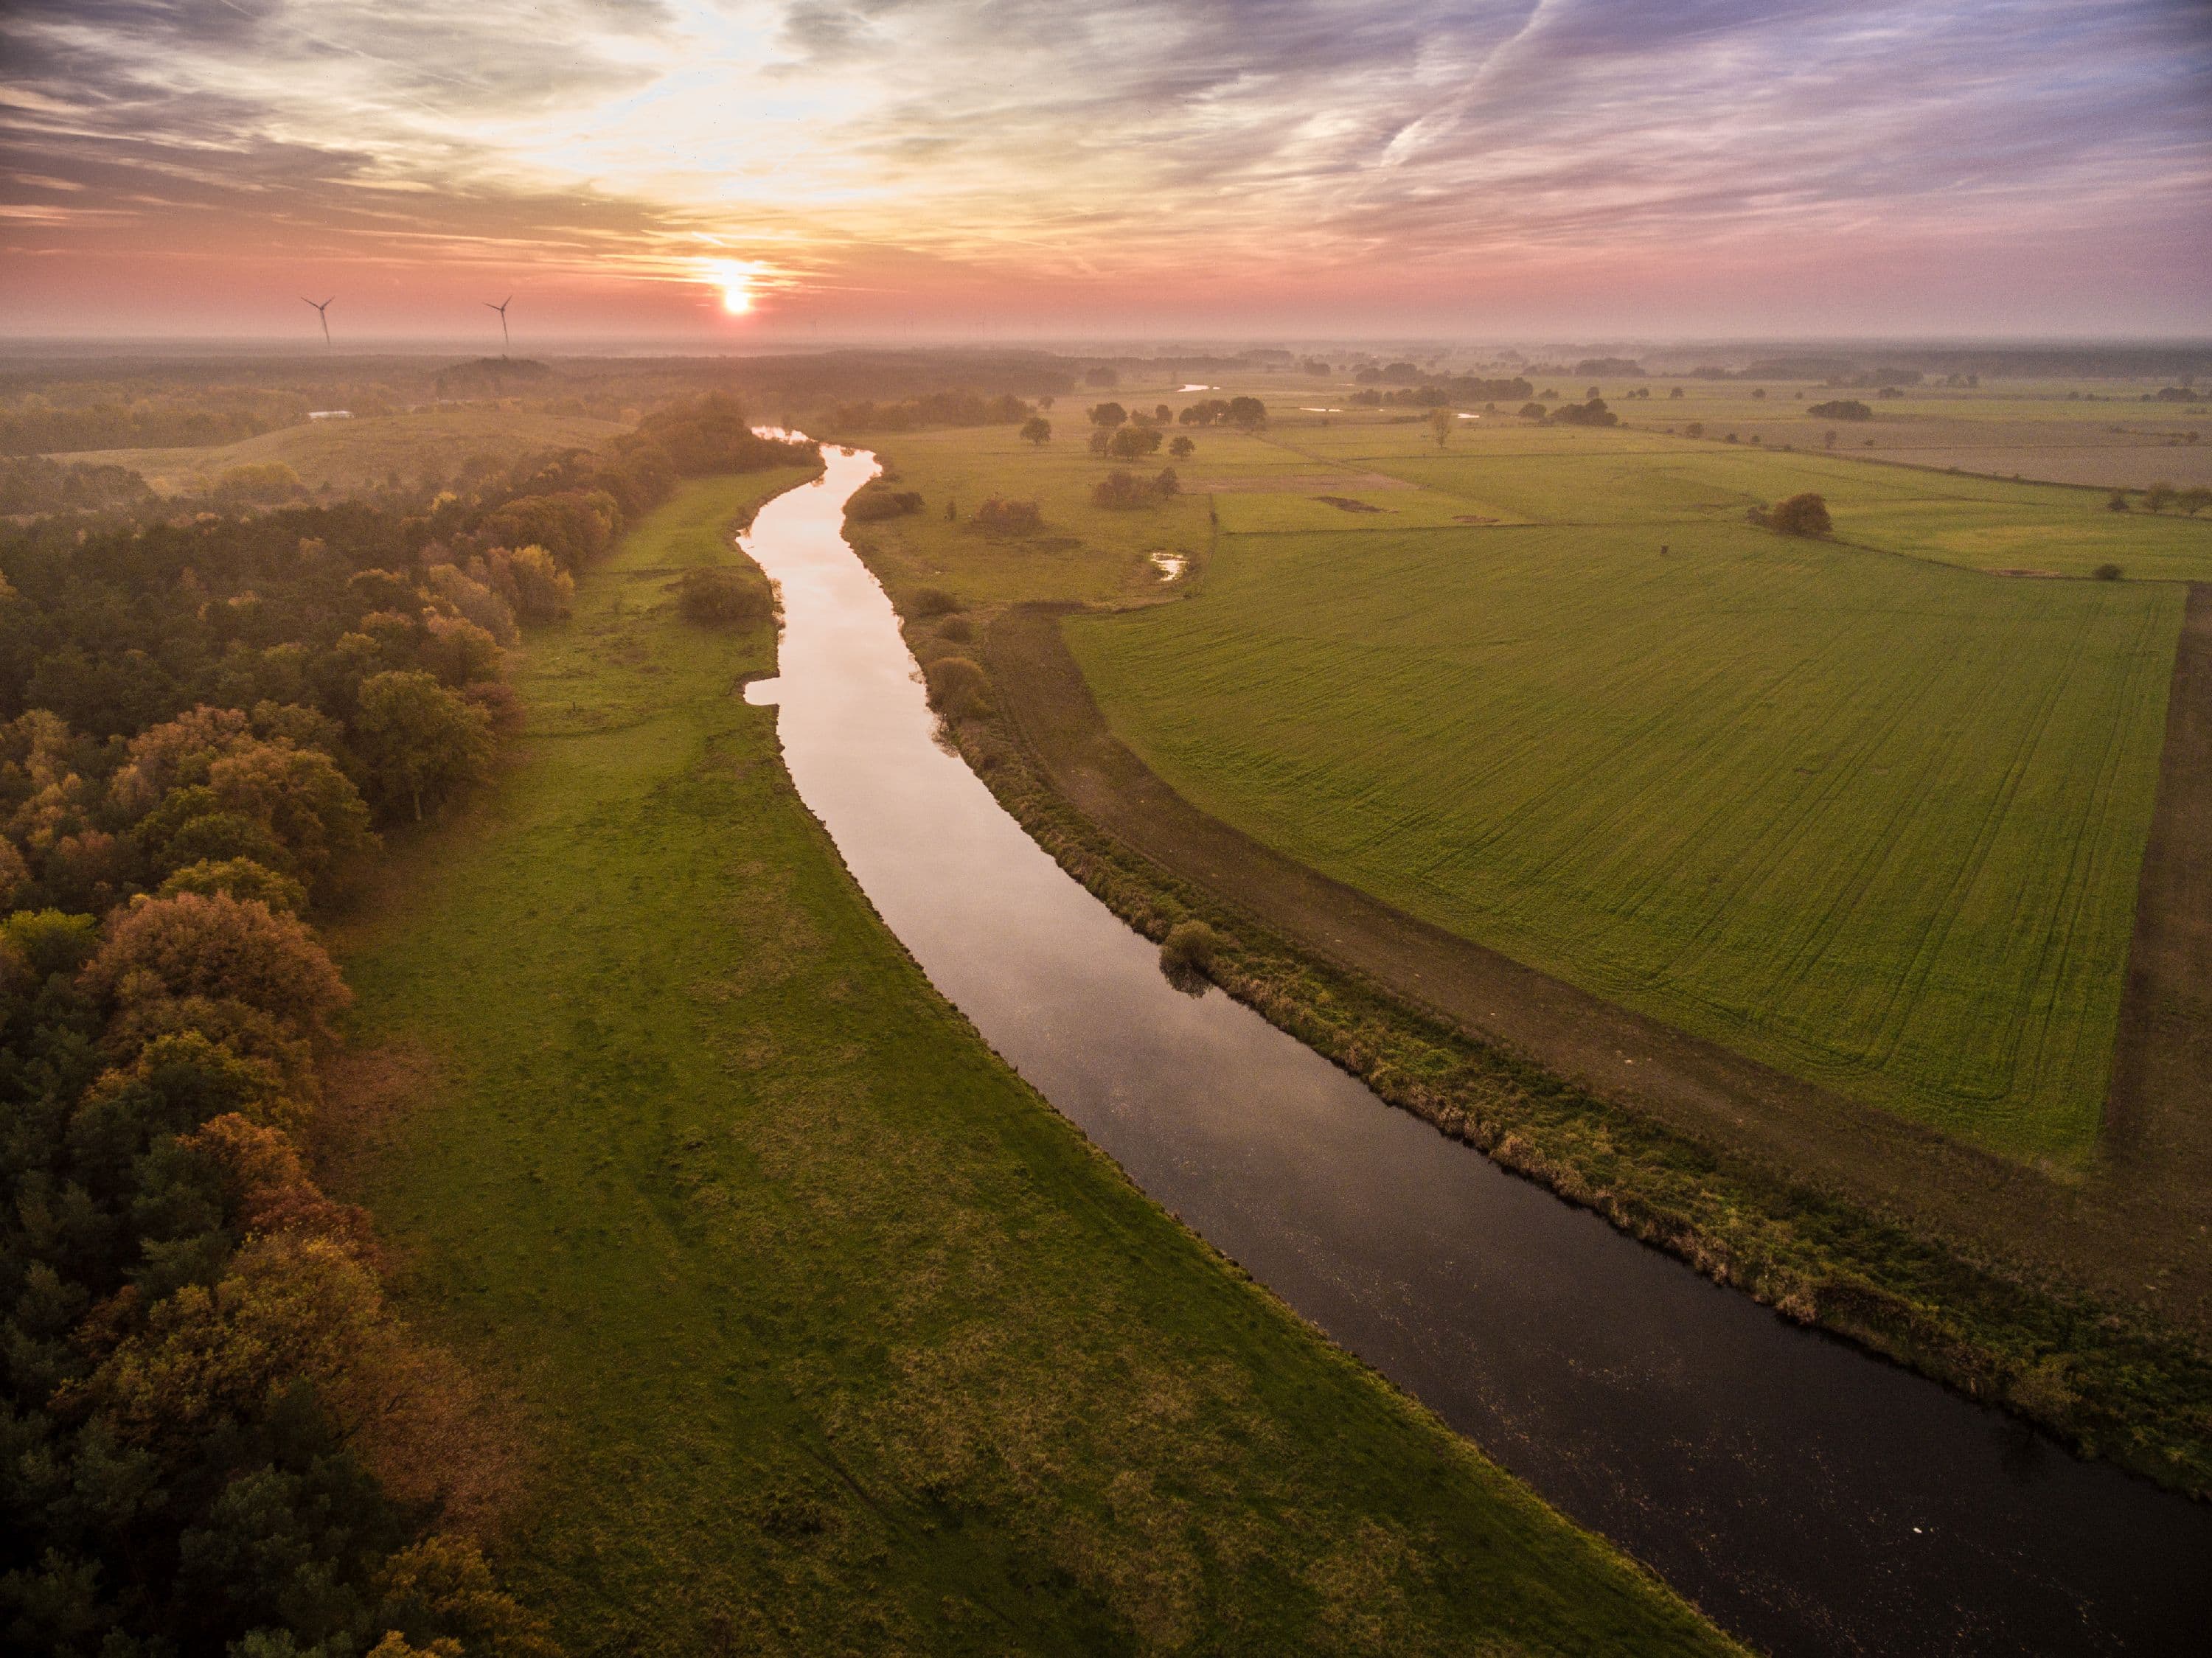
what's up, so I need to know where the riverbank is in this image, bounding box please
[322,470,1740,1654]
[945,599,2212,1497]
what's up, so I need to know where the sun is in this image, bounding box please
[705,258,760,315]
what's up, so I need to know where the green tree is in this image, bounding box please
[350,672,493,822]
[1020,417,1052,446]
[1769,492,1832,537]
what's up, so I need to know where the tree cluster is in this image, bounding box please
[0,392,799,1653]
[824,391,1032,433]
[1544,398,1619,428]
[1091,469,1180,509]
[970,498,1043,534]
[1175,398,1267,431]
[1806,400,1874,421]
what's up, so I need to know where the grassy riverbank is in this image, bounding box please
[326,471,1738,1654]
[841,411,2212,1491]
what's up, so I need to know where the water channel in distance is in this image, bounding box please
[739,441,2212,1657]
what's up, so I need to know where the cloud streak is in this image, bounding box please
[1,0,2206,335]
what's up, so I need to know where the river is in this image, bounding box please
[740,441,2211,1656]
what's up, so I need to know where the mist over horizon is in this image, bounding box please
[6,1,2209,344]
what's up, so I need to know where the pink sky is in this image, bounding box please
[4,1,2209,343]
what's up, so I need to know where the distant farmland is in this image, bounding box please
[1069,520,2181,1163]
[53,405,627,495]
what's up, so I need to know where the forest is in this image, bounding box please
[0,396,809,1656]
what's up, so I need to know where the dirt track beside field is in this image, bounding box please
[986,602,2212,1333]
[2109,585,2212,1186]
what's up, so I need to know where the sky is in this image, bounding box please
[3,0,2209,344]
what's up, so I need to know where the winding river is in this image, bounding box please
[741,442,2211,1656]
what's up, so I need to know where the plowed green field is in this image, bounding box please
[1070,521,2182,1163]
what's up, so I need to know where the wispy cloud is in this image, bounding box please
[2,0,2206,333]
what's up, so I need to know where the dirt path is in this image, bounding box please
[986,602,2212,1333]
[2108,585,2212,1180]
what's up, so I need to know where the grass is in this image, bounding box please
[327,471,1736,1655]
[56,405,628,494]
[832,405,2208,1158]
[1067,520,2177,1163]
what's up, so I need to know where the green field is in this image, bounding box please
[330,473,1733,1654]
[55,405,628,494]
[1067,517,2179,1163]
[1262,419,2212,582]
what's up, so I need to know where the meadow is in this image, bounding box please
[55,404,628,495]
[843,388,2200,1165]
[329,471,1735,1655]
[1066,520,2178,1164]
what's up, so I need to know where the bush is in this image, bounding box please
[846,483,924,521]
[973,497,1043,534]
[1092,470,1175,509]
[912,587,963,616]
[1159,920,1224,975]
[1769,493,1833,537]
[676,565,772,627]
[2093,562,2124,581]
[922,655,991,720]
[936,616,974,643]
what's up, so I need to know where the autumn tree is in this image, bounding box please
[84,891,352,1036]
[1429,407,1455,447]
[350,671,493,822]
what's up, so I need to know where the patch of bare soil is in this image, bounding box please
[987,602,2212,1334]
[2107,584,2212,1193]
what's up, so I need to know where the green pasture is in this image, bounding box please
[1262,421,2212,579]
[1068,521,2181,1165]
[334,473,1732,1654]
[55,405,628,495]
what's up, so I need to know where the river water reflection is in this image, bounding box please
[740,442,2211,1656]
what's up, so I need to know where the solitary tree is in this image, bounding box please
[1429,406,1455,447]
[1020,417,1052,446]
[1769,492,1832,537]
[2145,480,2178,513]
[1088,402,1128,429]
[1168,433,1194,459]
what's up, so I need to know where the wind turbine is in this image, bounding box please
[485,295,512,355]
[302,296,334,345]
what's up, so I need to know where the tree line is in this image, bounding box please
[0,395,807,1655]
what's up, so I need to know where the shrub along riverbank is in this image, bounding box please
[327,470,1741,1654]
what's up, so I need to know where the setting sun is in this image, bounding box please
[706,259,759,314]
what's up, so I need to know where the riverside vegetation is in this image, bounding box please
[324,465,1739,1654]
[0,395,810,1655]
[834,372,2212,1491]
